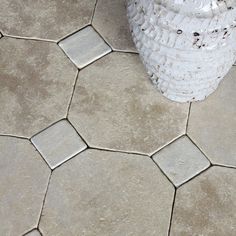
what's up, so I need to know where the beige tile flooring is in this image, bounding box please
[0,1,235,236]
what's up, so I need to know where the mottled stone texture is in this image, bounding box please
[39,149,174,236]
[0,0,96,40]
[68,52,189,155]
[170,167,236,236]
[0,137,50,236]
[93,0,136,51]
[188,67,236,167]
[0,37,77,138]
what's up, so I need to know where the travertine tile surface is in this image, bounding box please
[69,52,189,155]
[0,1,235,235]
[59,26,111,68]
[188,67,236,167]
[170,166,236,236]
[0,37,77,138]
[25,229,41,236]
[93,0,136,52]
[39,149,174,236]
[0,0,96,40]
[153,136,210,186]
[0,137,50,236]
[32,120,87,169]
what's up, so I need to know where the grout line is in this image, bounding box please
[78,50,112,70]
[30,118,66,140]
[89,146,149,157]
[22,228,37,236]
[52,147,88,171]
[38,228,43,236]
[112,48,138,54]
[56,43,80,70]
[0,134,29,140]
[151,157,176,188]
[177,165,211,188]
[185,102,192,134]
[66,70,80,118]
[30,141,52,170]
[2,34,56,43]
[91,0,98,24]
[186,134,213,165]
[213,164,236,170]
[55,0,99,43]
[167,188,176,236]
[150,133,186,157]
[57,24,91,44]
[22,228,43,236]
[90,1,137,54]
[66,118,90,147]
[66,118,150,157]
[91,24,113,50]
[37,172,52,229]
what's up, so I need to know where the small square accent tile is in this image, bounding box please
[59,26,111,68]
[25,229,41,236]
[153,136,210,187]
[32,120,87,169]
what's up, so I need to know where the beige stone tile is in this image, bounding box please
[93,0,136,52]
[188,67,236,167]
[0,37,77,138]
[0,0,96,41]
[170,166,236,236]
[39,149,174,236]
[153,136,210,187]
[32,120,87,169]
[68,52,189,155]
[0,137,50,236]
[59,26,111,69]
[25,229,41,236]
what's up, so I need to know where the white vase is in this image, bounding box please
[127,0,236,102]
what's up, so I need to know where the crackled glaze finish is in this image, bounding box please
[127,0,236,102]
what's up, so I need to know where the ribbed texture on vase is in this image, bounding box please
[127,0,236,102]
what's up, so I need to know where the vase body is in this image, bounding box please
[127,0,236,102]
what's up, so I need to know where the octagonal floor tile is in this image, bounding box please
[170,166,236,236]
[68,52,189,155]
[0,0,96,41]
[0,136,50,236]
[188,67,236,167]
[93,0,136,52]
[0,37,77,138]
[39,149,174,236]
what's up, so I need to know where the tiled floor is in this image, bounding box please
[0,1,235,236]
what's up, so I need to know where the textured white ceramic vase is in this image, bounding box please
[127,0,236,102]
